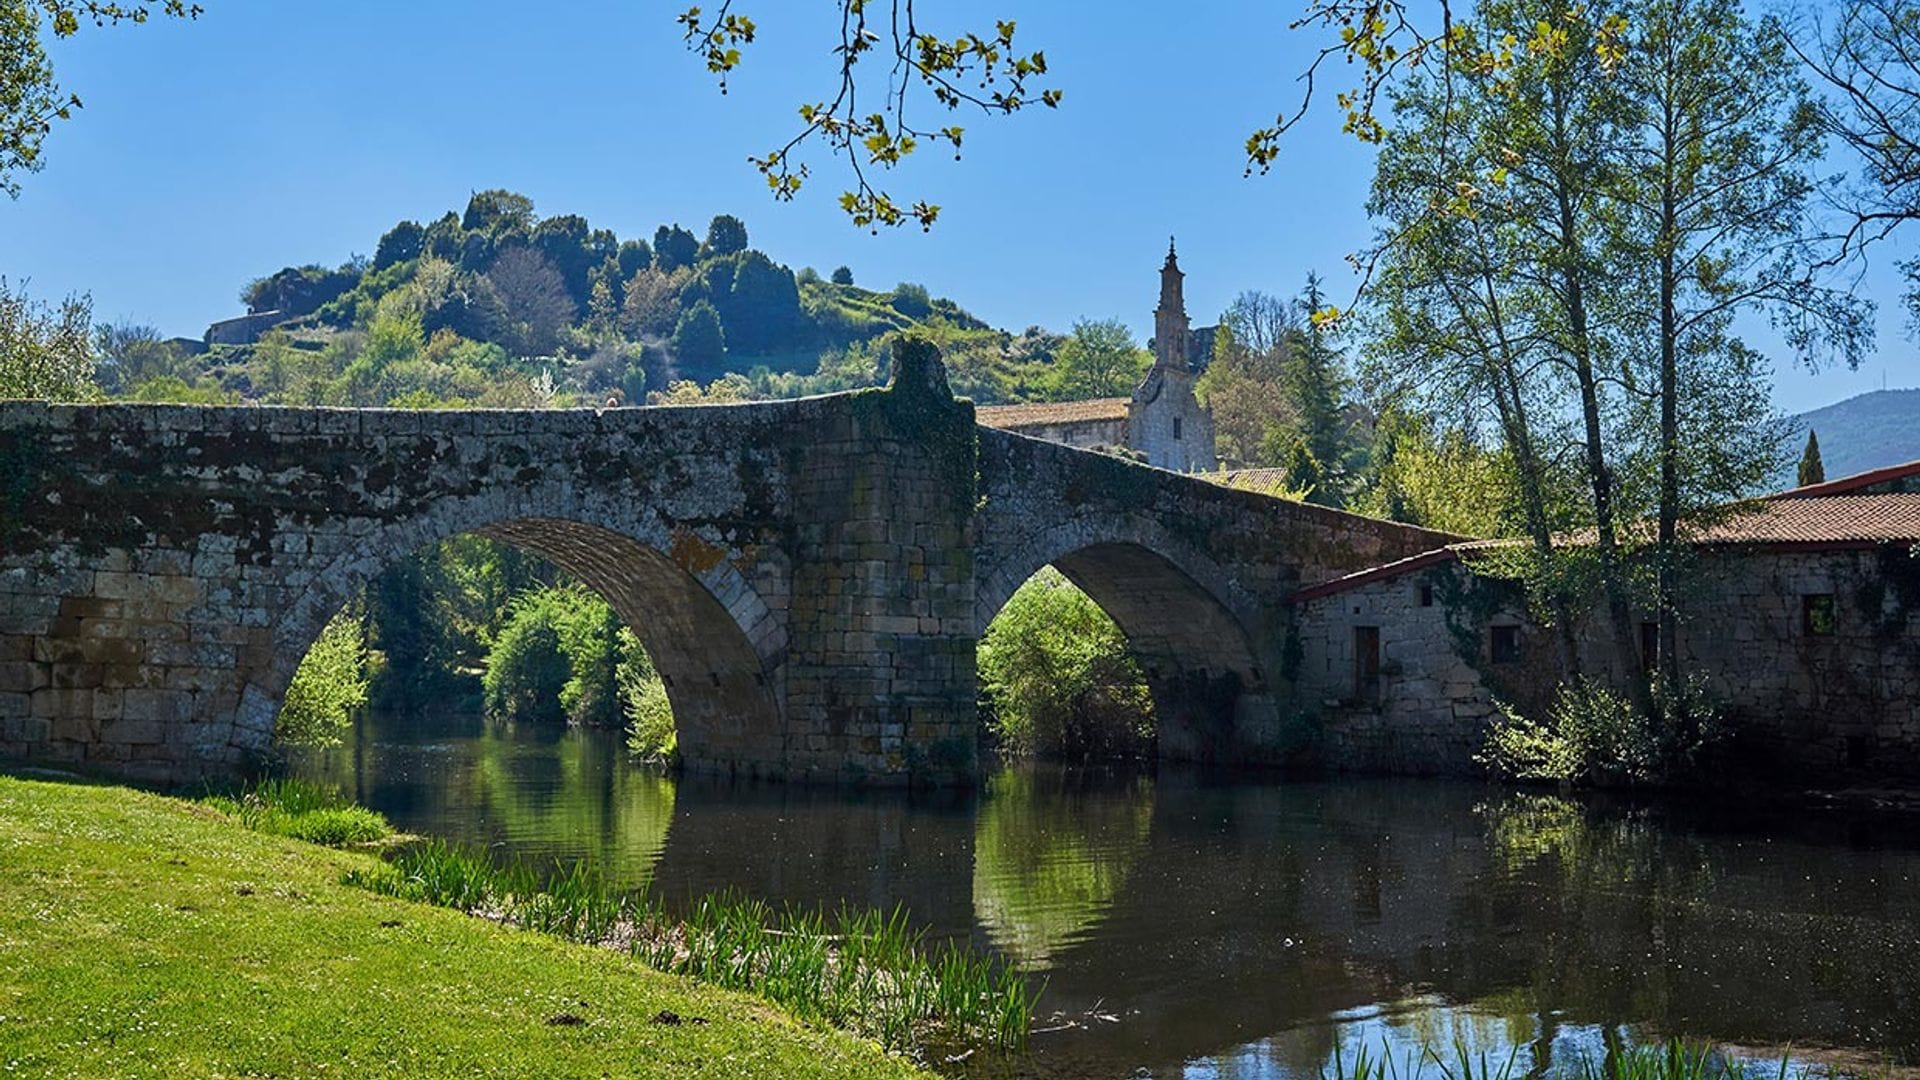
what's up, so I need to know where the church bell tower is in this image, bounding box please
[1125,237,1216,472]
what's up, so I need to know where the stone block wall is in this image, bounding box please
[1290,546,1920,780]
[0,355,982,787]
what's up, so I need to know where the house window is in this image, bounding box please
[1803,593,1836,636]
[1639,621,1660,669]
[1490,625,1523,664]
[1418,583,1434,608]
[1354,626,1381,701]
[1172,417,1184,440]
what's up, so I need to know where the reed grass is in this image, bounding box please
[1325,1037,1879,1080]
[344,840,1037,1059]
[202,778,392,846]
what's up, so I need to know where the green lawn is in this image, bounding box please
[0,774,924,1078]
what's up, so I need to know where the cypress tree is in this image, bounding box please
[1797,429,1825,487]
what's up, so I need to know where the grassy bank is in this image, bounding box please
[0,774,922,1078]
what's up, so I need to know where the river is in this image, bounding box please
[294,711,1920,1078]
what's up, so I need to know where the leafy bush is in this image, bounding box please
[978,568,1154,759]
[623,675,677,763]
[482,586,641,726]
[1480,675,1724,787]
[278,611,370,747]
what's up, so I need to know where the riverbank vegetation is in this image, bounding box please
[348,841,1036,1058]
[202,777,393,846]
[977,568,1154,761]
[0,773,922,1078]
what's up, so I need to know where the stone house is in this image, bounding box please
[978,242,1218,472]
[1288,460,1920,780]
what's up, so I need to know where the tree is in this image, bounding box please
[1798,430,1826,487]
[1052,317,1147,398]
[1195,321,1291,469]
[715,250,801,354]
[1286,275,1351,487]
[0,278,94,399]
[373,220,426,271]
[705,213,749,255]
[484,247,574,356]
[1619,0,1867,703]
[830,265,855,286]
[620,266,687,338]
[678,3,1059,229]
[977,567,1153,759]
[889,282,933,319]
[463,188,535,234]
[1793,0,1920,298]
[671,299,727,373]
[1,1,199,198]
[91,320,179,392]
[531,213,598,310]
[653,224,700,272]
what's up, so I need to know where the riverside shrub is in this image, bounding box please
[978,568,1154,759]
[279,610,370,747]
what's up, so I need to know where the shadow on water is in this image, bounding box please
[296,713,1920,1078]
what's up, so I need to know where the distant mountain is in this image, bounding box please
[1787,389,1920,487]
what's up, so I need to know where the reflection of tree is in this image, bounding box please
[297,714,676,891]
[971,767,1153,969]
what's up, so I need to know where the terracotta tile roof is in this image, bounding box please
[975,397,1128,429]
[1767,458,1920,499]
[1289,495,1920,603]
[1681,494,1920,544]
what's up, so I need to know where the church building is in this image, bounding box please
[977,241,1218,472]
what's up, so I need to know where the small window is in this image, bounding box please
[1639,621,1660,669]
[1490,625,1523,664]
[1354,626,1381,701]
[1172,417,1184,440]
[1803,593,1836,636]
[1418,583,1434,608]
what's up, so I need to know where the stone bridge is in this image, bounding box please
[0,344,1450,786]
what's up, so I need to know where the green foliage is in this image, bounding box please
[672,299,728,373]
[203,779,392,847]
[654,223,700,272]
[978,568,1154,760]
[0,278,95,399]
[278,610,370,748]
[1051,317,1147,398]
[622,668,677,764]
[482,586,639,727]
[888,281,933,319]
[705,213,749,255]
[1479,675,1724,787]
[373,220,425,270]
[1797,429,1826,487]
[830,265,854,286]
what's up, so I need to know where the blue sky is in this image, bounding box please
[3,0,1914,414]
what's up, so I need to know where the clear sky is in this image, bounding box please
[4,0,1915,415]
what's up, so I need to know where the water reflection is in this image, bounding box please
[973,767,1153,969]
[299,714,1920,1078]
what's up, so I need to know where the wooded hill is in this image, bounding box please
[114,190,1077,409]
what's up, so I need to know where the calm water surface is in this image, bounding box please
[296,712,1920,1078]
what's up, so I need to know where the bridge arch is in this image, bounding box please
[974,515,1280,764]
[237,484,786,778]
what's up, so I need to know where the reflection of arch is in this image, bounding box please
[976,517,1276,763]
[237,485,786,778]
